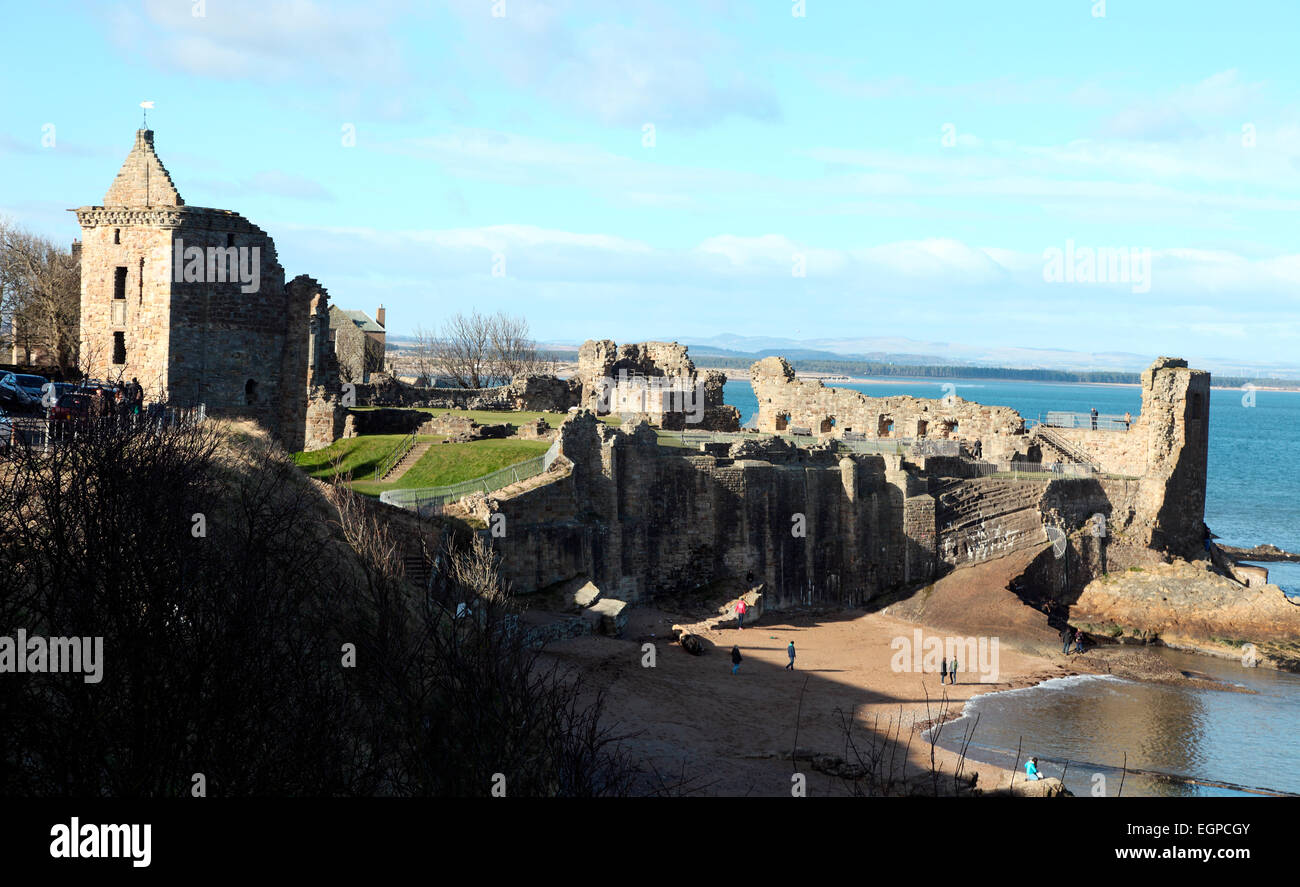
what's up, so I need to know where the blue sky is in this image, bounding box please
[2,0,1298,369]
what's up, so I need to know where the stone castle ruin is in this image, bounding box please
[751,356,1027,459]
[459,356,1210,609]
[576,339,740,431]
[73,128,348,451]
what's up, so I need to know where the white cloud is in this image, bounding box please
[106,0,411,85]
[443,0,779,128]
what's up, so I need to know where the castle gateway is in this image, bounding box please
[71,128,343,451]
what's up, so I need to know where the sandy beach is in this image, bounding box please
[541,551,1098,796]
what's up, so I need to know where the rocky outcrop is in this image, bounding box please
[1069,559,1300,663]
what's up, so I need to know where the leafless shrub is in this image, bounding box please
[0,421,635,797]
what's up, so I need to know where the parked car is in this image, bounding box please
[0,372,43,413]
[47,386,95,422]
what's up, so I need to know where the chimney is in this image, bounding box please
[376,304,386,328]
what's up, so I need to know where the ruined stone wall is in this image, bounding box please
[304,392,347,451]
[749,356,1027,460]
[1033,425,1147,476]
[357,374,578,412]
[471,390,1201,612]
[751,354,1209,560]
[478,413,927,606]
[576,339,739,431]
[1031,358,1209,556]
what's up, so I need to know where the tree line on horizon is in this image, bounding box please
[606,353,1293,391]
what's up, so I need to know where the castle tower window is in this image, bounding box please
[917,419,929,438]
[226,232,235,248]
[113,228,121,244]
[820,417,835,434]
[878,415,894,437]
[113,266,127,300]
[112,332,126,365]
[245,378,259,405]
[775,412,790,432]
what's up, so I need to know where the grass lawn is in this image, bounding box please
[349,438,552,496]
[295,410,692,498]
[292,434,445,480]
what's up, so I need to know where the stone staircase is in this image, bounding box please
[381,441,432,482]
[935,478,1049,566]
[1032,425,1099,472]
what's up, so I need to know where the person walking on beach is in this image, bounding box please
[1089,407,1098,430]
[1123,411,1132,430]
[735,597,747,630]
[940,658,948,685]
[731,645,743,675]
[1060,625,1073,654]
[1074,629,1085,654]
[949,657,959,685]
[1024,757,1042,781]
[786,641,796,671]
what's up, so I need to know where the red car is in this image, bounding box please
[47,386,95,422]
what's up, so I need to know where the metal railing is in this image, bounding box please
[2,403,206,453]
[967,460,1098,480]
[1033,424,1101,472]
[379,454,549,513]
[663,428,961,459]
[374,429,419,480]
[1043,410,1133,431]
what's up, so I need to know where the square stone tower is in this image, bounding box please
[72,129,326,451]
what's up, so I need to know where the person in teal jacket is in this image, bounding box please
[1024,757,1042,780]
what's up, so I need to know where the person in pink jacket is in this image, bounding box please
[735,598,747,630]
